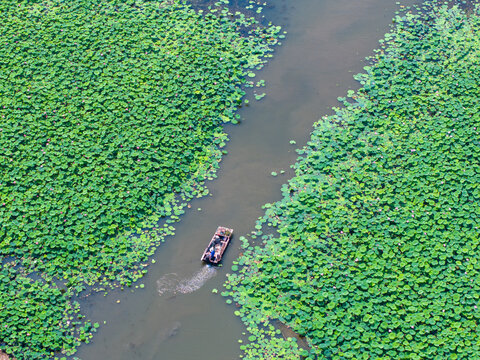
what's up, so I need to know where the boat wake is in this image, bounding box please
[176,266,218,294]
[156,273,180,296]
[156,266,217,296]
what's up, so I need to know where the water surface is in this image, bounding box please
[76,1,419,359]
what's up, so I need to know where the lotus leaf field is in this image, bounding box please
[0,0,280,358]
[225,2,480,359]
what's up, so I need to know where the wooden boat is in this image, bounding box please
[201,226,233,264]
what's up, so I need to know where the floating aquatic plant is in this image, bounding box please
[225,2,480,359]
[0,0,280,357]
[0,261,95,360]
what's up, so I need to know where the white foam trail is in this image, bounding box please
[156,273,180,296]
[176,266,217,294]
[156,266,217,296]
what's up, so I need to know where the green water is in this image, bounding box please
[76,1,419,359]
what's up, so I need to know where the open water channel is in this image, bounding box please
[76,1,419,359]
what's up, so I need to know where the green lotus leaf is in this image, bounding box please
[0,0,280,357]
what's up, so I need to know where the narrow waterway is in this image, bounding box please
[76,1,419,359]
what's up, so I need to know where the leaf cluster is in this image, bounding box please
[0,262,95,360]
[0,0,280,357]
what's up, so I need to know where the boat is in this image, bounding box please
[201,226,233,264]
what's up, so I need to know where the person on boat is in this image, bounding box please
[210,248,216,261]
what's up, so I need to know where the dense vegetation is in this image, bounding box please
[225,2,480,359]
[0,0,280,358]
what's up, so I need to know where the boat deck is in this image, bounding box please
[201,226,233,264]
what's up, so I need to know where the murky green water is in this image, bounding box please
[76,1,419,359]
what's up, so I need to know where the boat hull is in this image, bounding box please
[201,226,233,264]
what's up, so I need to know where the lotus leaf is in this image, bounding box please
[0,0,280,357]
